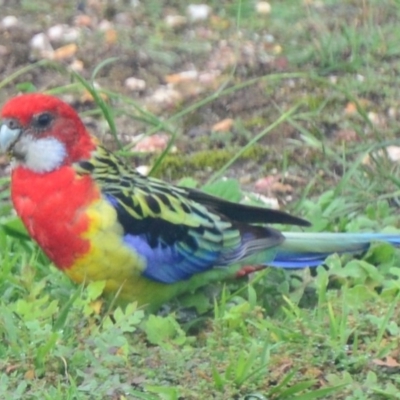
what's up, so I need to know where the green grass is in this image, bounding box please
[1,0,400,398]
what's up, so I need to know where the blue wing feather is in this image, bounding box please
[106,193,283,283]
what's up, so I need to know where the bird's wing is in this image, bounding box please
[75,147,291,283]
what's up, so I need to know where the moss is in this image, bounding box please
[152,145,269,179]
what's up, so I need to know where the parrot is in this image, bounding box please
[0,93,399,311]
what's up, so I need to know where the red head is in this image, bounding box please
[0,93,96,173]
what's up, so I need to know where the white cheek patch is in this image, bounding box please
[15,135,67,173]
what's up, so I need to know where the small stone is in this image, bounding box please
[363,146,400,164]
[149,86,182,106]
[134,134,170,153]
[255,2,271,14]
[187,4,212,21]
[329,75,338,84]
[47,25,80,43]
[125,77,146,91]
[367,111,383,126]
[198,70,221,85]
[136,165,150,176]
[98,19,113,31]
[30,33,54,58]
[356,74,365,82]
[263,34,274,43]
[69,59,84,72]
[252,193,280,209]
[165,15,187,28]
[1,15,18,29]
[0,45,9,56]
[387,146,400,162]
[388,107,397,119]
[47,24,65,41]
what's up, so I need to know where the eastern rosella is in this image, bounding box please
[0,93,399,310]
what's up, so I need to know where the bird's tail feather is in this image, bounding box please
[269,232,400,268]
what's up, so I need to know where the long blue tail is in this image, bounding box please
[270,232,400,268]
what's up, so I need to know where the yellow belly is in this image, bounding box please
[64,197,168,307]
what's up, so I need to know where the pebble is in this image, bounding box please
[187,4,212,21]
[252,193,280,209]
[98,20,113,31]
[363,146,400,164]
[30,33,54,58]
[198,70,221,84]
[165,15,187,29]
[0,45,9,56]
[134,134,170,153]
[69,59,84,72]
[1,15,18,29]
[255,2,271,14]
[125,77,146,92]
[149,86,182,106]
[367,111,384,126]
[356,74,365,82]
[387,146,400,162]
[136,165,151,176]
[47,24,80,43]
[388,107,397,119]
[329,75,338,84]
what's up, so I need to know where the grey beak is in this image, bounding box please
[0,124,21,152]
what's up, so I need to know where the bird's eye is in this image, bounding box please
[34,113,53,129]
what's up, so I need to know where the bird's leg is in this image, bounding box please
[235,265,265,278]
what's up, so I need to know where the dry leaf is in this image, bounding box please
[81,89,108,103]
[165,70,198,84]
[5,364,19,374]
[335,129,359,143]
[212,118,233,132]
[105,28,118,45]
[24,369,36,380]
[74,15,93,27]
[53,43,77,60]
[373,356,400,367]
[344,102,357,114]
